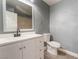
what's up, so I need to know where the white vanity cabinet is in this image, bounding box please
[0,37,44,59]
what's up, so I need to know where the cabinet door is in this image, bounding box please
[22,39,37,59]
[0,43,22,59]
[22,37,44,59]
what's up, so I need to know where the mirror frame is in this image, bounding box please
[2,0,34,33]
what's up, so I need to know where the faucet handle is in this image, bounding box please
[14,28,21,37]
[17,28,20,32]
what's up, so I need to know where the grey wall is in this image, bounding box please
[33,0,50,34]
[0,0,3,34]
[50,0,78,53]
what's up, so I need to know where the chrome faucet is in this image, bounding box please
[14,28,21,37]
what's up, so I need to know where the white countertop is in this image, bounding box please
[0,33,42,47]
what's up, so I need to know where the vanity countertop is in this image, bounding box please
[0,34,43,47]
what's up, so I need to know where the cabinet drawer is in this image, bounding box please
[39,38,44,49]
[40,42,44,48]
[40,49,44,59]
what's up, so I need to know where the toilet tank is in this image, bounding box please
[43,33,50,42]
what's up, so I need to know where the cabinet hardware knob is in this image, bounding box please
[24,46,26,48]
[40,41,41,43]
[19,48,22,50]
[40,49,42,51]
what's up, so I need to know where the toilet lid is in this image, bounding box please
[50,41,61,48]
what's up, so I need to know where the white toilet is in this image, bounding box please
[43,33,61,56]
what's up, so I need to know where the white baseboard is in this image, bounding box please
[58,48,78,58]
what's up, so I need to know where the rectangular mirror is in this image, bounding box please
[3,0,33,32]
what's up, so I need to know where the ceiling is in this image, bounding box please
[43,0,61,6]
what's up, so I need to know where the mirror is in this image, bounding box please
[3,0,33,32]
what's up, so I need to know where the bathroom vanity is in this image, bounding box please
[0,0,48,59]
[0,34,44,59]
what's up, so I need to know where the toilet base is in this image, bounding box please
[47,46,58,56]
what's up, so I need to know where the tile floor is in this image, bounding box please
[44,50,77,59]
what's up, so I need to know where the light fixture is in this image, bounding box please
[30,0,34,2]
[18,0,33,6]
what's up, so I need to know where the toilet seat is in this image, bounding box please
[48,41,61,48]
